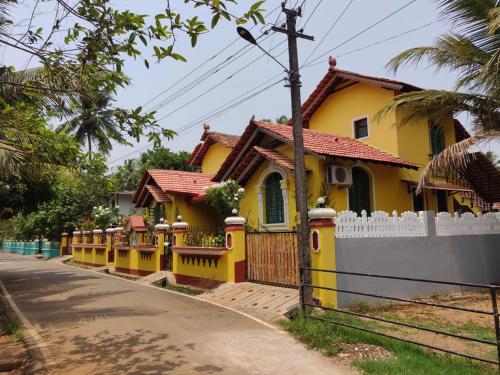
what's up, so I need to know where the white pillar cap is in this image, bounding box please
[155,223,170,230]
[82,231,91,235]
[105,228,115,233]
[172,222,188,229]
[93,229,103,234]
[224,216,246,226]
[308,208,336,220]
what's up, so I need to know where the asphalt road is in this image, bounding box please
[0,253,351,375]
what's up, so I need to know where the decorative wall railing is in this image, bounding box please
[335,210,500,238]
[335,210,426,238]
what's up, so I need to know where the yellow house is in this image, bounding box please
[132,125,239,226]
[135,61,500,232]
[207,60,499,230]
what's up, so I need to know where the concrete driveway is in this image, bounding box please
[0,253,351,375]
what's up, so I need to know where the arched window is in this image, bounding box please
[265,172,284,224]
[349,167,371,215]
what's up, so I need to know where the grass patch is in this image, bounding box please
[379,311,496,343]
[163,283,204,296]
[281,311,496,375]
[0,296,23,341]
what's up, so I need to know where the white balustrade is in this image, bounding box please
[335,210,426,238]
[335,210,500,238]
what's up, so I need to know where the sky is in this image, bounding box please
[4,0,500,169]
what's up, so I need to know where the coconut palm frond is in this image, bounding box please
[489,6,500,34]
[417,129,500,192]
[375,90,500,130]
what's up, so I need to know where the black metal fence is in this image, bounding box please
[301,267,500,367]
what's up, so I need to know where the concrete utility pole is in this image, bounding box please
[272,5,314,309]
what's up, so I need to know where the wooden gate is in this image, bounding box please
[246,232,299,287]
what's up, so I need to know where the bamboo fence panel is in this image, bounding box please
[246,232,299,287]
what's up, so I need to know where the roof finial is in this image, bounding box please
[329,56,337,69]
[203,123,210,131]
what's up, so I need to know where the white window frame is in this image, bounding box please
[257,166,290,231]
[352,115,370,140]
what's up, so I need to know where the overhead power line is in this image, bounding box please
[304,21,437,68]
[108,76,284,166]
[305,0,417,66]
[300,0,325,29]
[302,0,354,67]
[142,4,282,110]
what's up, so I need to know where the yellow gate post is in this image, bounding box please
[60,233,68,256]
[172,218,188,276]
[82,230,91,266]
[105,228,114,266]
[224,211,246,283]
[308,202,337,307]
[154,222,170,272]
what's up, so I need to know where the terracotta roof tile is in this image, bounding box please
[145,185,171,203]
[188,130,240,166]
[254,121,418,169]
[253,146,296,171]
[147,169,214,196]
[299,61,421,127]
[214,120,418,182]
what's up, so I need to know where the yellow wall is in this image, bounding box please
[309,83,399,155]
[201,143,233,175]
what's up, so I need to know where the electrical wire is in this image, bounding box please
[304,0,417,67]
[108,76,285,166]
[303,21,437,69]
[300,0,325,29]
[301,0,354,67]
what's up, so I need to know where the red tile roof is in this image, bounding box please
[214,120,418,181]
[145,185,171,203]
[232,146,310,185]
[129,215,146,230]
[133,169,214,207]
[298,58,421,127]
[253,146,296,171]
[147,169,214,196]
[188,129,240,166]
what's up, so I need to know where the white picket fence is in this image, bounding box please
[335,210,500,238]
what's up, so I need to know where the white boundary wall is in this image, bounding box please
[335,210,500,238]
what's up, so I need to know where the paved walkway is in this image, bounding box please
[0,253,352,375]
[198,282,299,323]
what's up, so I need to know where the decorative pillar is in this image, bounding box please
[155,222,170,272]
[82,230,91,265]
[60,233,68,256]
[92,229,103,266]
[172,218,188,275]
[225,212,246,283]
[105,228,114,265]
[308,203,337,307]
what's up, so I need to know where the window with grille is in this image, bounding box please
[354,117,368,139]
[153,204,163,224]
[265,173,284,224]
[430,124,445,156]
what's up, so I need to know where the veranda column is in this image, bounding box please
[172,218,188,276]
[308,204,337,307]
[225,211,246,283]
[155,222,170,272]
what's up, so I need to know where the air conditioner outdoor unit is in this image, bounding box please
[326,165,353,186]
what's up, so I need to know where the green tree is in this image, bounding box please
[261,115,289,124]
[378,0,500,189]
[485,151,500,168]
[1,0,266,146]
[112,147,197,191]
[57,92,130,158]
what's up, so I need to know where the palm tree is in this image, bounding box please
[378,0,500,190]
[485,151,500,168]
[57,92,129,158]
